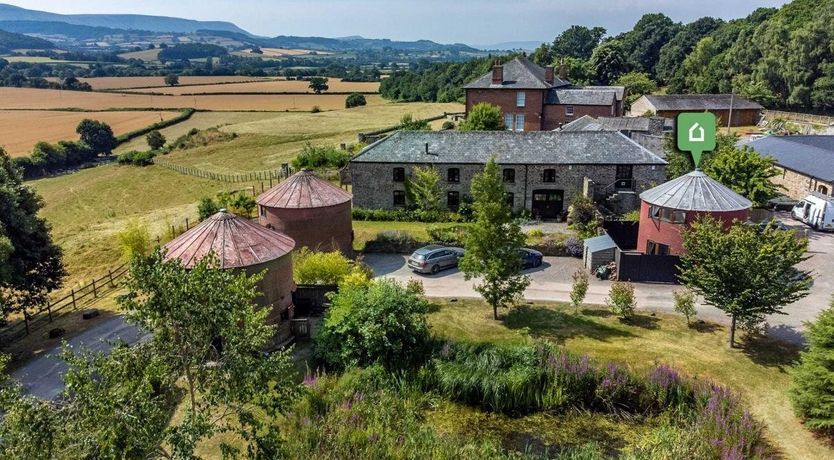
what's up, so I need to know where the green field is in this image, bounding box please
[428,300,832,460]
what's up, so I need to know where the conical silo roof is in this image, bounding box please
[163,210,295,269]
[639,170,752,212]
[257,170,352,209]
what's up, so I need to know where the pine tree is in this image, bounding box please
[791,301,834,433]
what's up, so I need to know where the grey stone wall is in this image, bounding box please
[351,161,667,211]
[772,166,834,200]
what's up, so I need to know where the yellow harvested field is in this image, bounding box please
[125,78,380,95]
[45,76,278,90]
[0,88,383,111]
[0,110,182,157]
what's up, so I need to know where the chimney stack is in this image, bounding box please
[544,66,555,84]
[558,62,567,81]
[492,63,504,85]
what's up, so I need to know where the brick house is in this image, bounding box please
[350,131,667,219]
[628,94,763,127]
[464,57,625,132]
[743,135,834,199]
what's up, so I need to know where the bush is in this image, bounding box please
[791,302,834,433]
[568,195,599,238]
[169,127,236,151]
[362,230,422,253]
[564,236,584,257]
[293,248,354,285]
[117,150,156,166]
[673,289,697,325]
[315,278,431,370]
[606,282,636,320]
[197,197,218,221]
[345,92,367,108]
[441,120,456,130]
[426,225,468,245]
[570,269,589,311]
[291,142,351,170]
[310,105,322,113]
[117,220,150,261]
[351,207,466,223]
[145,130,166,150]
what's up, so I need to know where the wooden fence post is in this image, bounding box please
[186,218,190,230]
[71,288,76,309]
[92,279,97,298]
[108,269,114,286]
[47,304,53,322]
[23,312,30,336]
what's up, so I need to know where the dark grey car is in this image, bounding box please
[407,245,465,274]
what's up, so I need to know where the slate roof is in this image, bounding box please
[743,135,834,182]
[164,210,296,269]
[463,57,570,90]
[561,116,658,132]
[352,131,667,166]
[585,85,626,102]
[641,94,763,111]
[547,89,616,106]
[257,170,352,209]
[640,170,752,212]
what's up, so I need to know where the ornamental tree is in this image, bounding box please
[459,157,529,320]
[406,165,444,212]
[679,216,811,347]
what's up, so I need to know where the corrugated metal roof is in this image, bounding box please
[163,210,295,269]
[743,135,834,182]
[464,57,571,90]
[642,94,763,111]
[352,131,668,165]
[639,170,752,212]
[257,170,352,209]
[584,234,618,252]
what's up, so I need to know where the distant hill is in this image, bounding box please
[476,41,542,51]
[0,28,54,52]
[202,30,478,53]
[0,3,251,35]
[0,20,134,40]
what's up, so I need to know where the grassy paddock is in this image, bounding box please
[428,299,831,460]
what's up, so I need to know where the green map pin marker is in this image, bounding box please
[677,113,716,168]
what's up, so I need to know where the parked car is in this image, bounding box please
[408,245,464,274]
[519,248,544,269]
[791,192,834,231]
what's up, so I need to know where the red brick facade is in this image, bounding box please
[636,201,749,255]
[465,88,621,132]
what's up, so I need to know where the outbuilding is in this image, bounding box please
[163,209,297,323]
[583,234,618,271]
[257,170,354,254]
[628,94,763,127]
[636,170,752,255]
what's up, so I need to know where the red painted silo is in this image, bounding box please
[636,170,751,255]
[257,170,353,254]
[163,210,297,323]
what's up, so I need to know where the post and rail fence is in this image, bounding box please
[0,263,130,345]
[153,158,296,184]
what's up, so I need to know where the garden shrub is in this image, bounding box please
[117,220,150,261]
[570,269,589,311]
[351,207,467,223]
[527,229,544,239]
[564,237,584,258]
[441,120,456,130]
[293,248,355,285]
[315,278,432,370]
[291,142,351,170]
[606,282,636,320]
[568,195,599,238]
[673,289,698,326]
[426,225,468,245]
[362,231,422,253]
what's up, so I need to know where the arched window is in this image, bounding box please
[817,185,829,195]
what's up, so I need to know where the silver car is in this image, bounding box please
[408,245,464,274]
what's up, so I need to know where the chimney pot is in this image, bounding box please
[492,65,504,85]
[545,66,555,84]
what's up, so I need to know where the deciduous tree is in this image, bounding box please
[145,129,166,150]
[76,119,117,155]
[164,73,179,86]
[0,149,64,321]
[679,217,811,347]
[460,157,529,320]
[308,76,329,94]
[458,102,506,131]
[703,143,783,207]
[406,165,444,212]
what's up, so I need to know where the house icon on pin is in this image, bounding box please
[688,123,705,142]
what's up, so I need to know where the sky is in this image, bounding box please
[4,0,789,45]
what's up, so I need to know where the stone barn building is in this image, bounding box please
[350,130,667,218]
[636,170,752,256]
[464,57,625,132]
[257,170,353,254]
[742,135,834,199]
[628,94,763,127]
[163,210,297,323]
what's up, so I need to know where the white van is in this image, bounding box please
[792,192,834,231]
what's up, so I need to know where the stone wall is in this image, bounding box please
[772,166,834,200]
[351,161,666,212]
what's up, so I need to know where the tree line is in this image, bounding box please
[382,0,834,111]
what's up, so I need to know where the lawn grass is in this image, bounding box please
[428,298,832,460]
